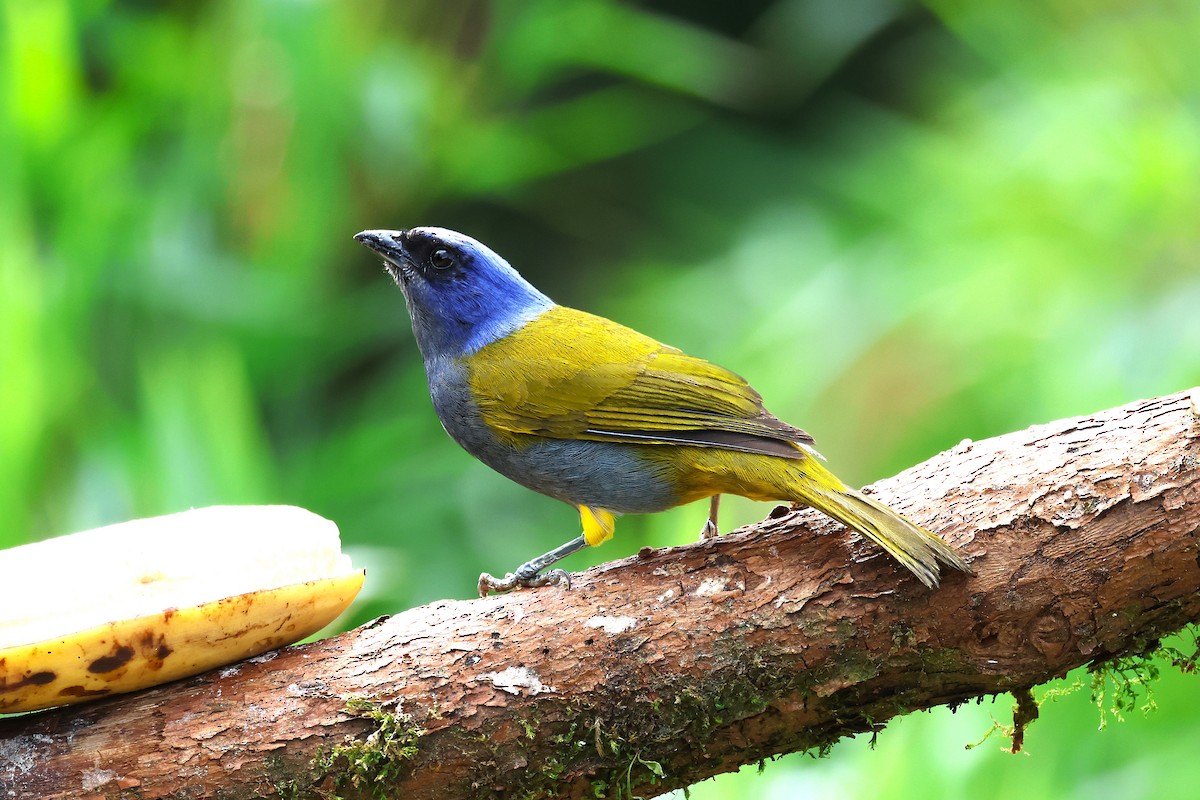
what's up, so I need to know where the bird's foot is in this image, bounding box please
[477,535,587,597]
[699,495,721,540]
[478,568,571,597]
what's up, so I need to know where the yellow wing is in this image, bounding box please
[467,306,814,458]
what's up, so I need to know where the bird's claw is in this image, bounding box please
[478,572,514,597]
[477,568,572,597]
[532,569,572,589]
[699,519,720,540]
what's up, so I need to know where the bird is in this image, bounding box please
[355,227,972,595]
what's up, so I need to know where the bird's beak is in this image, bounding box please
[354,229,411,282]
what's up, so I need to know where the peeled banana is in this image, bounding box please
[0,505,364,714]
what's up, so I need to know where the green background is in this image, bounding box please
[2,1,1198,797]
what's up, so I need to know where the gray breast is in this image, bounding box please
[425,357,678,514]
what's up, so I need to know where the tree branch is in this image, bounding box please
[3,390,1199,799]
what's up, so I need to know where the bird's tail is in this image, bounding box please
[804,484,972,588]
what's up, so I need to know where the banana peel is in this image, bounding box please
[0,506,364,714]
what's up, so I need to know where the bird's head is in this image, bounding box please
[355,227,554,359]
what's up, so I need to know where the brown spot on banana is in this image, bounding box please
[88,645,135,674]
[57,685,111,698]
[0,670,57,693]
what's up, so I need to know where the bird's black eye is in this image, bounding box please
[430,248,455,270]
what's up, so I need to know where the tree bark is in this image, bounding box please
[3,389,1199,800]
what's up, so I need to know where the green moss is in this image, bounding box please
[520,717,538,741]
[453,635,976,796]
[963,626,1200,755]
[967,649,1162,752]
[1160,627,1199,675]
[963,712,1015,753]
[477,690,700,800]
[889,623,917,650]
[1088,652,1161,730]
[919,647,966,674]
[275,695,425,800]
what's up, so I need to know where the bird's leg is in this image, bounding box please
[478,507,616,597]
[478,535,588,597]
[700,494,721,540]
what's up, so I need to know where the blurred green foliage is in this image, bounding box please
[2,0,1198,797]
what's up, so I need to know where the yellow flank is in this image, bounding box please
[580,506,616,546]
[0,571,364,714]
[641,444,845,505]
[467,306,802,448]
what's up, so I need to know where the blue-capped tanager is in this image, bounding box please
[355,227,972,595]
